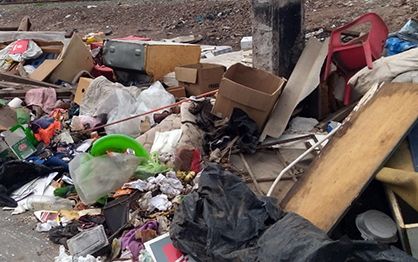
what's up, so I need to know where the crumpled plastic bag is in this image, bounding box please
[150,130,182,154]
[102,81,175,138]
[55,245,72,262]
[123,173,183,199]
[69,153,143,204]
[0,39,43,62]
[134,153,172,180]
[148,194,172,212]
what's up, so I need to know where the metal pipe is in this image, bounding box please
[266,126,341,197]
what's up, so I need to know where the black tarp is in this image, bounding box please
[170,164,417,262]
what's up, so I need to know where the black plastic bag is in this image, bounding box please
[170,164,417,262]
[170,163,282,262]
[203,108,260,154]
[250,212,416,262]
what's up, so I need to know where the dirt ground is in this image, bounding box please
[0,0,416,50]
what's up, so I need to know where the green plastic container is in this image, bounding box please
[90,134,149,160]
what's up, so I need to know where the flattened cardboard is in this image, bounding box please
[48,34,94,84]
[29,59,62,81]
[260,38,330,141]
[212,63,286,131]
[175,63,226,96]
[74,77,93,105]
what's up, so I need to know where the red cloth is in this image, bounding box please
[190,148,201,173]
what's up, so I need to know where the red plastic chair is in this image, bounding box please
[324,13,388,105]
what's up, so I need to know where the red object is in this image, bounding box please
[92,64,115,81]
[323,13,388,105]
[162,242,186,262]
[190,148,201,173]
[115,35,151,41]
[10,39,29,54]
[90,42,104,50]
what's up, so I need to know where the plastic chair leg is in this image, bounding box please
[363,44,374,69]
[343,83,352,105]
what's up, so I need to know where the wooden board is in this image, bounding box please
[281,82,418,233]
[29,59,62,81]
[0,72,62,88]
[0,89,73,100]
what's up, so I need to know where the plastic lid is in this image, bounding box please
[355,210,398,243]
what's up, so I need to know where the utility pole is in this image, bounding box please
[252,0,305,79]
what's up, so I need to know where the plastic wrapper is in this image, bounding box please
[170,164,417,262]
[134,153,172,180]
[6,40,43,62]
[102,81,175,138]
[69,153,143,204]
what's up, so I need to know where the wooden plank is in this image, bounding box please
[239,153,264,195]
[281,82,418,233]
[385,187,410,254]
[0,89,73,100]
[29,59,62,81]
[0,72,62,88]
[315,102,357,131]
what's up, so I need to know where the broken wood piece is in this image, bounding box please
[274,150,298,182]
[315,102,358,131]
[239,152,264,195]
[282,82,418,233]
[0,88,73,100]
[0,72,62,88]
[220,136,239,161]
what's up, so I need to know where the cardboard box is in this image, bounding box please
[74,77,93,105]
[4,128,36,160]
[240,36,253,50]
[212,63,286,131]
[175,63,226,96]
[48,34,94,84]
[165,86,186,99]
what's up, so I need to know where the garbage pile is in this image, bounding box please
[1,13,418,262]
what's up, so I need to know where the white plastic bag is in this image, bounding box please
[69,153,143,204]
[8,39,43,62]
[150,129,182,154]
[136,81,175,114]
[104,81,175,137]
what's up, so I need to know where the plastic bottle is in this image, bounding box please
[25,195,75,211]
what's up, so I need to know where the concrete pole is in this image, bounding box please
[252,0,305,79]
